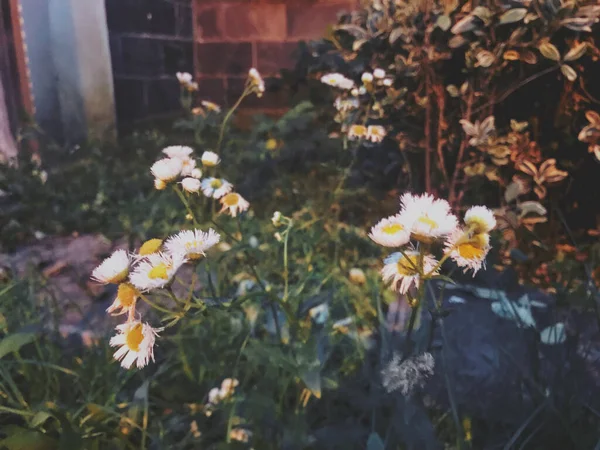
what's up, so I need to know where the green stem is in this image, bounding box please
[173,185,200,226]
[216,86,252,154]
[282,222,293,303]
[139,293,176,315]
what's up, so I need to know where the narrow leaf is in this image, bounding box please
[367,433,385,450]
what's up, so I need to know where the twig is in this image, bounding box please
[449,88,474,206]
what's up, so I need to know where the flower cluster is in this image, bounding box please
[176,72,198,92]
[369,193,496,294]
[91,227,220,369]
[204,378,239,416]
[150,145,250,217]
[321,69,393,142]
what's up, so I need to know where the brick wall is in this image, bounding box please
[193,0,354,112]
[106,0,193,127]
[106,0,354,127]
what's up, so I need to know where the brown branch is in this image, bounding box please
[433,84,450,190]
[425,75,433,194]
[449,88,474,206]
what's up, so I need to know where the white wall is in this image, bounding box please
[19,0,116,143]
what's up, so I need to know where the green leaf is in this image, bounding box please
[0,332,36,359]
[499,8,527,24]
[30,411,53,428]
[0,426,57,450]
[367,432,385,450]
[300,368,321,399]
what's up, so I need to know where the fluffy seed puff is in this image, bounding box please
[220,193,249,217]
[129,252,187,291]
[91,249,131,284]
[201,177,233,199]
[381,251,439,294]
[110,321,162,369]
[165,228,220,261]
[370,215,410,247]
[399,193,458,243]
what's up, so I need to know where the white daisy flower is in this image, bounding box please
[191,168,203,179]
[383,78,393,87]
[180,157,197,177]
[320,73,355,90]
[186,82,199,92]
[208,387,221,404]
[176,72,193,85]
[91,249,131,284]
[107,283,139,317]
[366,125,386,143]
[110,321,161,369]
[181,177,201,193]
[201,100,221,113]
[249,68,265,96]
[220,192,250,217]
[445,229,491,275]
[201,177,232,198]
[464,206,496,234]
[151,158,183,182]
[219,378,239,399]
[334,97,359,112]
[399,193,458,243]
[381,251,438,294]
[162,145,193,159]
[373,68,386,79]
[201,151,221,167]
[348,124,367,140]
[129,252,187,291]
[369,215,411,247]
[164,228,220,261]
[361,72,374,83]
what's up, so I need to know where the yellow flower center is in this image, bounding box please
[350,125,367,136]
[139,239,162,256]
[456,233,488,260]
[210,179,222,189]
[417,215,438,230]
[108,269,129,284]
[117,283,138,308]
[397,255,419,276]
[265,138,279,151]
[222,193,239,206]
[126,323,144,352]
[148,263,170,280]
[185,241,203,260]
[382,223,403,234]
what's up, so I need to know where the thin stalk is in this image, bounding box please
[216,86,252,154]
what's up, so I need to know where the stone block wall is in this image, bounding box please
[106,0,354,127]
[193,0,355,113]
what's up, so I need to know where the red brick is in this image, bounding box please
[222,4,286,41]
[287,2,351,39]
[195,77,226,104]
[195,7,221,40]
[256,42,299,76]
[196,42,253,76]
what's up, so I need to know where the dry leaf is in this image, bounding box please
[560,64,577,81]
[539,41,561,61]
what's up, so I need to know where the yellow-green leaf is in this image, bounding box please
[539,41,560,61]
[499,8,528,25]
[560,64,577,81]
